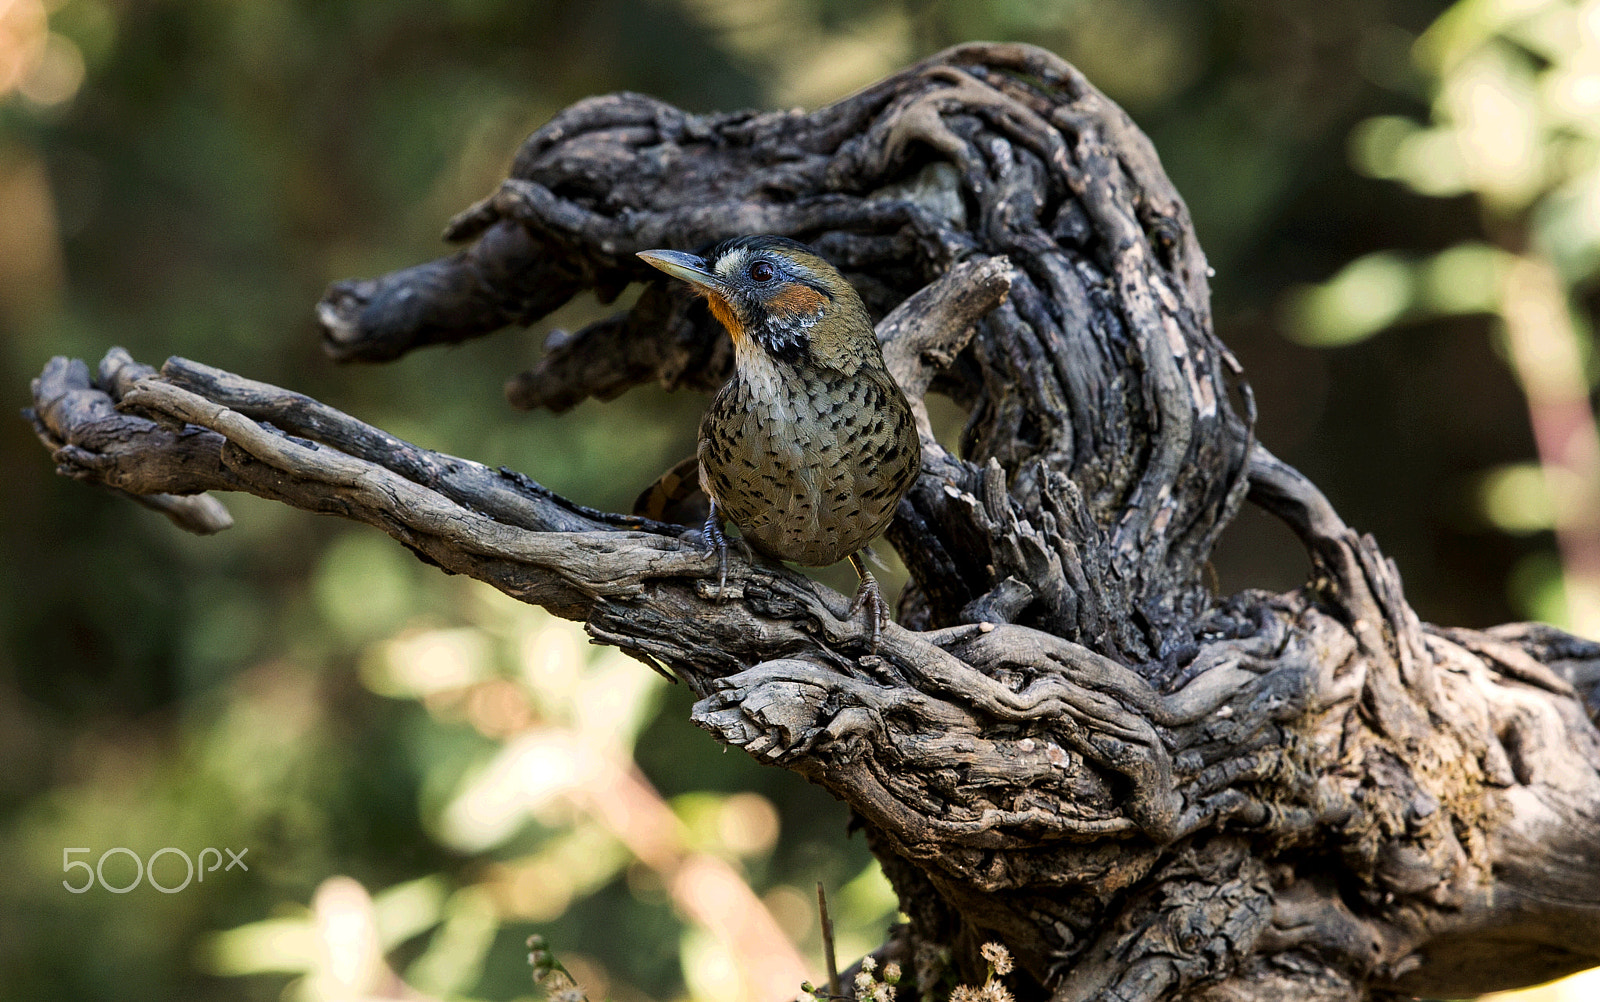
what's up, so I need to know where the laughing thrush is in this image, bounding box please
[637,235,921,647]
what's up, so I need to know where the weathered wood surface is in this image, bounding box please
[27,42,1600,1002]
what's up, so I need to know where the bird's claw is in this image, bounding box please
[847,555,889,652]
[702,504,730,601]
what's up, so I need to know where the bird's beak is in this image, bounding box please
[637,249,734,297]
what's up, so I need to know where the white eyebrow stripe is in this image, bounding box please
[715,248,749,278]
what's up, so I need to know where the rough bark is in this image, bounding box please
[25,42,1600,1002]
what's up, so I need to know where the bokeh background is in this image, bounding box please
[3,1,1599,1000]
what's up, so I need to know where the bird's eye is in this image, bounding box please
[748,260,776,283]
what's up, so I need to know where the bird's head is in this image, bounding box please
[638,235,875,370]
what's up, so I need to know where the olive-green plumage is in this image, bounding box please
[638,235,921,643]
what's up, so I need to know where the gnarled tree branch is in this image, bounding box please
[26,41,1600,1002]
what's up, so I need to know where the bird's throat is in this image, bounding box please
[705,294,745,344]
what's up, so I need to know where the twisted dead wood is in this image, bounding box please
[26,42,1600,1002]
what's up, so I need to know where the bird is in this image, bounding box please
[636,235,922,649]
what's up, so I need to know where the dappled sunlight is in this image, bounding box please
[1284,242,1508,346]
[143,579,872,1001]
[208,875,467,1001]
[0,144,63,315]
[668,0,1203,112]
[1285,252,1418,347]
[15,2,1593,1000]
[1486,965,1600,1002]
[1478,461,1559,534]
[310,876,389,999]
[0,1,94,318]
[1292,0,1600,639]
[438,731,600,853]
[831,861,901,964]
[371,627,492,697]
[1499,253,1600,636]
[713,792,780,857]
[1446,46,1544,209]
[0,0,85,107]
[207,876,447,978]
[674,0,912,108]
[482,823,629,922]
[330,593,819,998]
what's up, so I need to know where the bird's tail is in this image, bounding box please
[632,454,710,526]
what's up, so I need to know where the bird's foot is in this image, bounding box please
[847,553,889,652]
[702,505,730,601]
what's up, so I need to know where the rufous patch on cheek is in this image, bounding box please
[769,283,826,318]
[705,292,745,341]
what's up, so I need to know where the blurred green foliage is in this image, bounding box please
[2,0,1580,1000]
[1287,0,1600,636]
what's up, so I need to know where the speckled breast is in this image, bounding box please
[698,366,921,568]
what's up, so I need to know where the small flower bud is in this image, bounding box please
[979,942,1013,975]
